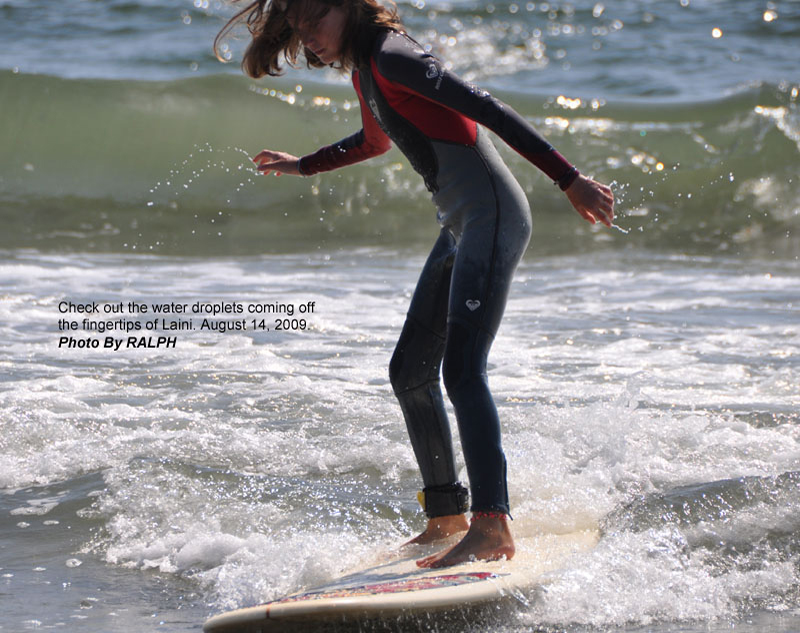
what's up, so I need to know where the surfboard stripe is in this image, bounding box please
[269,571,507,604]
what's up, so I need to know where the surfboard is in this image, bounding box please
[203,530,597,632]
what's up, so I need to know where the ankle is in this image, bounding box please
[431,514,468,532]
[470,511,508,523]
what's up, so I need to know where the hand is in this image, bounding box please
[253,149,302,176]
[564,174,615,228]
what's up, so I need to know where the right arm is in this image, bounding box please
[253,71,392,177]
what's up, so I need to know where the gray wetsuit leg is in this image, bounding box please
[390,128,532,517]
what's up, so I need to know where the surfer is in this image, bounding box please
[215,0,614,568]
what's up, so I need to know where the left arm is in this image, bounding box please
[375,44,576,187]
[375,39,614,225]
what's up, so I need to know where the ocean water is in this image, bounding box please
[2,0,799,631]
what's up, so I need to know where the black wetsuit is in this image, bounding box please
[299,30,578,517]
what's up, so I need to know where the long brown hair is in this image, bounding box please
[214,0,403,77]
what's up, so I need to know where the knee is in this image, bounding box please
[442,322,485,400]
[389,319,445,394]
[441,355,463,401]
[388,345,409,393]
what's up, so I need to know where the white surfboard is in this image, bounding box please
[203,530,597,632]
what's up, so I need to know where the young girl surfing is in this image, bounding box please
[216,0,614,569]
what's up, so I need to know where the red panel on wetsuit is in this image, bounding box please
[298,71,391,176]
[369,58,478,147]
[352,71,394,152]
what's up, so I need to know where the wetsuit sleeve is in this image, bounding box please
[374,41,579,190]
[298,72,392,175]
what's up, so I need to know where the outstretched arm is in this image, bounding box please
[373,35,615,225]
[564,174,615,228]
[374,40,576,186]
[253,149,302,176]
[252,126,390,177]
[254,71,391,178]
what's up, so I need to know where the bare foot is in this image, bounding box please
[416,515,514,568]
[402,514,469,547]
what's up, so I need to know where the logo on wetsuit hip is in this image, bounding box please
[466,299,481,311]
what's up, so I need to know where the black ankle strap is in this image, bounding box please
[419,482,469,518]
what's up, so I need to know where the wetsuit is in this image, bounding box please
[299,29,579,518]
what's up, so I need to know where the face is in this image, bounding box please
[286,1,349,65]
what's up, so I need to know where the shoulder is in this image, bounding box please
[372,30,440,80]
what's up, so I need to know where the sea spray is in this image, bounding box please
[2,72,798,257]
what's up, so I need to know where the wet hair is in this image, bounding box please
[214,0,403,77]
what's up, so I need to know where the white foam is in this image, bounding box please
[2,250,799,627]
